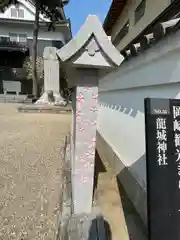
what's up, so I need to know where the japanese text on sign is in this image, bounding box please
[156,118,168,166]
[173,106,180,189]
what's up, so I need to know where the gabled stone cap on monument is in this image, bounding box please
[57,15,124,69]
[43,46,58,60]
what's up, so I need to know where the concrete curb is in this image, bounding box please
[17,104,72,114]
[56,135,72,240]
[56,134,108,239]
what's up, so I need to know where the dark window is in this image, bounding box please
[113,20,129,46]
[0,37,9,43]
[52,40,64,49]
[135,0,146,24]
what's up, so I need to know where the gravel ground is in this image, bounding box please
[0,103,71,240]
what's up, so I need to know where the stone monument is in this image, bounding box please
[36,46,66,106]
[57,14,124,220]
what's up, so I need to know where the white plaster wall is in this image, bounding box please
[97,30,180,191]
[111,0,172,51]
[0,0,65,42]
[0,25,65,42]
[0,4,33,20]
[0,0,48,21]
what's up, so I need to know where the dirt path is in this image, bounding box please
[0,104,71,239]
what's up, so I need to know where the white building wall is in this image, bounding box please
[0,0,66,42]
[97,30,180,222]
[0,0,49,21]
[0,25,65,42]
[0,4,35,21]
[0,0,65,42]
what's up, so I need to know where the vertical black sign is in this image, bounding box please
[145,98,180,240]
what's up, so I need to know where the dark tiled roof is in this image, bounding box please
[120,18,180,60]
[103,0,127,35]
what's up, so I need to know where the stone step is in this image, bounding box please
[0,94,26,98]
[0,98,32,103]
[0,95,30,103]
[17,104,72,114]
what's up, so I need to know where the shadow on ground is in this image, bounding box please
[94,151,148,239]
[89,217,112,240]
[93,150,107,198]
[117,180,148,240]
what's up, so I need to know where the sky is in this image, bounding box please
[64,0,112,36]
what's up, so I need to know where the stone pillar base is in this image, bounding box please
[35,91,67,106]
[59,213,107,240]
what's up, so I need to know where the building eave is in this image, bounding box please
[0,17,72,42]
[103,0,127,35]
[0,17,69,26]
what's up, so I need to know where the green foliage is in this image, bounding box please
[0,0,18,12]
[0,0,68,97]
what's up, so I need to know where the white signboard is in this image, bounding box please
[3,81,21,93]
